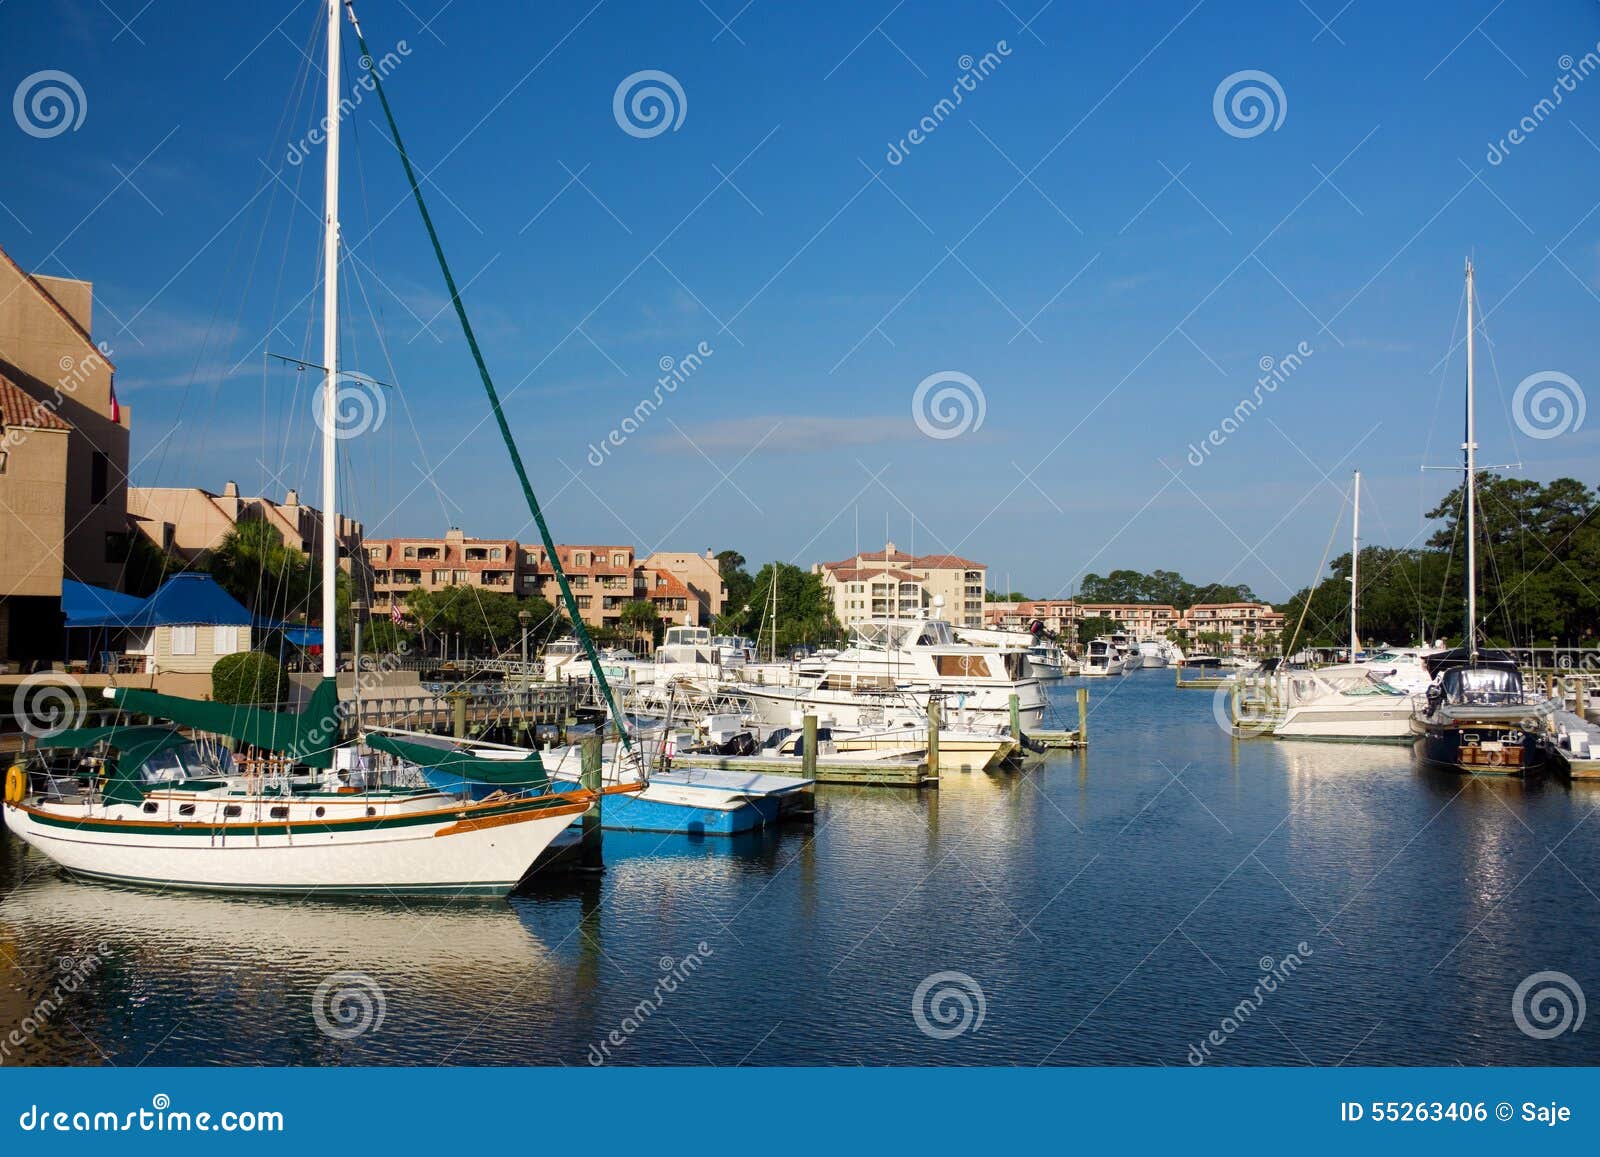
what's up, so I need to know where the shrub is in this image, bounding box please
[211,651,287,705]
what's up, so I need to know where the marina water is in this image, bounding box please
[3,671,1596,1066]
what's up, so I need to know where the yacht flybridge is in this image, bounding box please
[735,616,1047,730]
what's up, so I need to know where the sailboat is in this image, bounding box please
[1,0,631,895]
[1412,260,1554,776]
[1269,472,1425,743]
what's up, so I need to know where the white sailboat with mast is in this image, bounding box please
[2,0,625,896]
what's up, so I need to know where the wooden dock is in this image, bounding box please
[1031,729,1085,748]
[1175,665,1232,689]
[669,751,932,788]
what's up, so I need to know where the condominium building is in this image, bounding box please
[816,542,987,628]
[128,481,363,569]
[0,245,131,665]
[1181,602,1286,648]
[641,549,726,625]
[364,534,695,635]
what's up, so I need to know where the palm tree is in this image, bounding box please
[619,600,661,653]
[206,520,312,620]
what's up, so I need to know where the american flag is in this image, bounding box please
[390,601,404,625]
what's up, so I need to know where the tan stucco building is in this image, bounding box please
[0,245,131,664]
[642,549,725,625]
[816,542,987,628]
[128,480,362,568]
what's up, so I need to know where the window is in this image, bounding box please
[489,547,502,560]
[453,569,468,584]
[612,552,628,567]
[142,802,159,814]
[573,551,588,567]
[269,806,289,819]
[223,804,242,818]
[213,625,244,654]
[576,595,592,609]
[171,625,197,655]
[90,451,109,504]
[403,546,417,559]
[178,803,195,817]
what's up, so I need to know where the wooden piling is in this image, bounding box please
[1077,686,1088,743]
[927,699,941,776]
[580,732,604,873]
[450,691,468,739]
[802,714,818,781]
[1008,693,1021,741]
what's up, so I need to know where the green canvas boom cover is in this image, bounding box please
[366,732,549,787]
[105,678,340,769]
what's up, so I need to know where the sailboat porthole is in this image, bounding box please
[315,806,325,818]
[366,807,376,817]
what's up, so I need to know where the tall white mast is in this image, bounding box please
[1349,470,1360,659]
[1463,259,1478,661]
[320,0,341,679]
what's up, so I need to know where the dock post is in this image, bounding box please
[1008,693,1021,741]
[580,732,604,872]
[450,690,468,739]
[927,699,941,776]
[1076,686,1088,744]
[802,714,818,781]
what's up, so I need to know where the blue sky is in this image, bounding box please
[4,0,1598,601]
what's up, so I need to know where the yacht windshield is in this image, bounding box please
[1440,667,1525,705]
[138,741,233,785]
[916,620,954,646]
[856,623,916,651]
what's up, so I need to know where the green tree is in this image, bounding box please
[205,520,313,622]
[404,587,562,658]
[735,562,843,653]
[1076,616,1126,646]
[985,589,1031,601]
[211,651,287,705]
[717,549,755,619]
[619,600,662,652]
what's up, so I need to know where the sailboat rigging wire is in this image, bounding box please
[347,4,632,753]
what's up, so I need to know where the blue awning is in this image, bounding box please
[122,573,255,628]
[278,626,323,646]
[62,580,148,628]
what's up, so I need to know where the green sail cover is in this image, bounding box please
[105,678,339,769]
[366,733,548,788]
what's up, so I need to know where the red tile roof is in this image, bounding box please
[830,567,923,582]
[822,551,984,571]
[0,373,72,431]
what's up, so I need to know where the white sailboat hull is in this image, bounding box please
[3,797,583,898]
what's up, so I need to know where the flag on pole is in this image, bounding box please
[391,601,404,625]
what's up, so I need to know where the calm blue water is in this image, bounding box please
[3,671,1597,1066]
